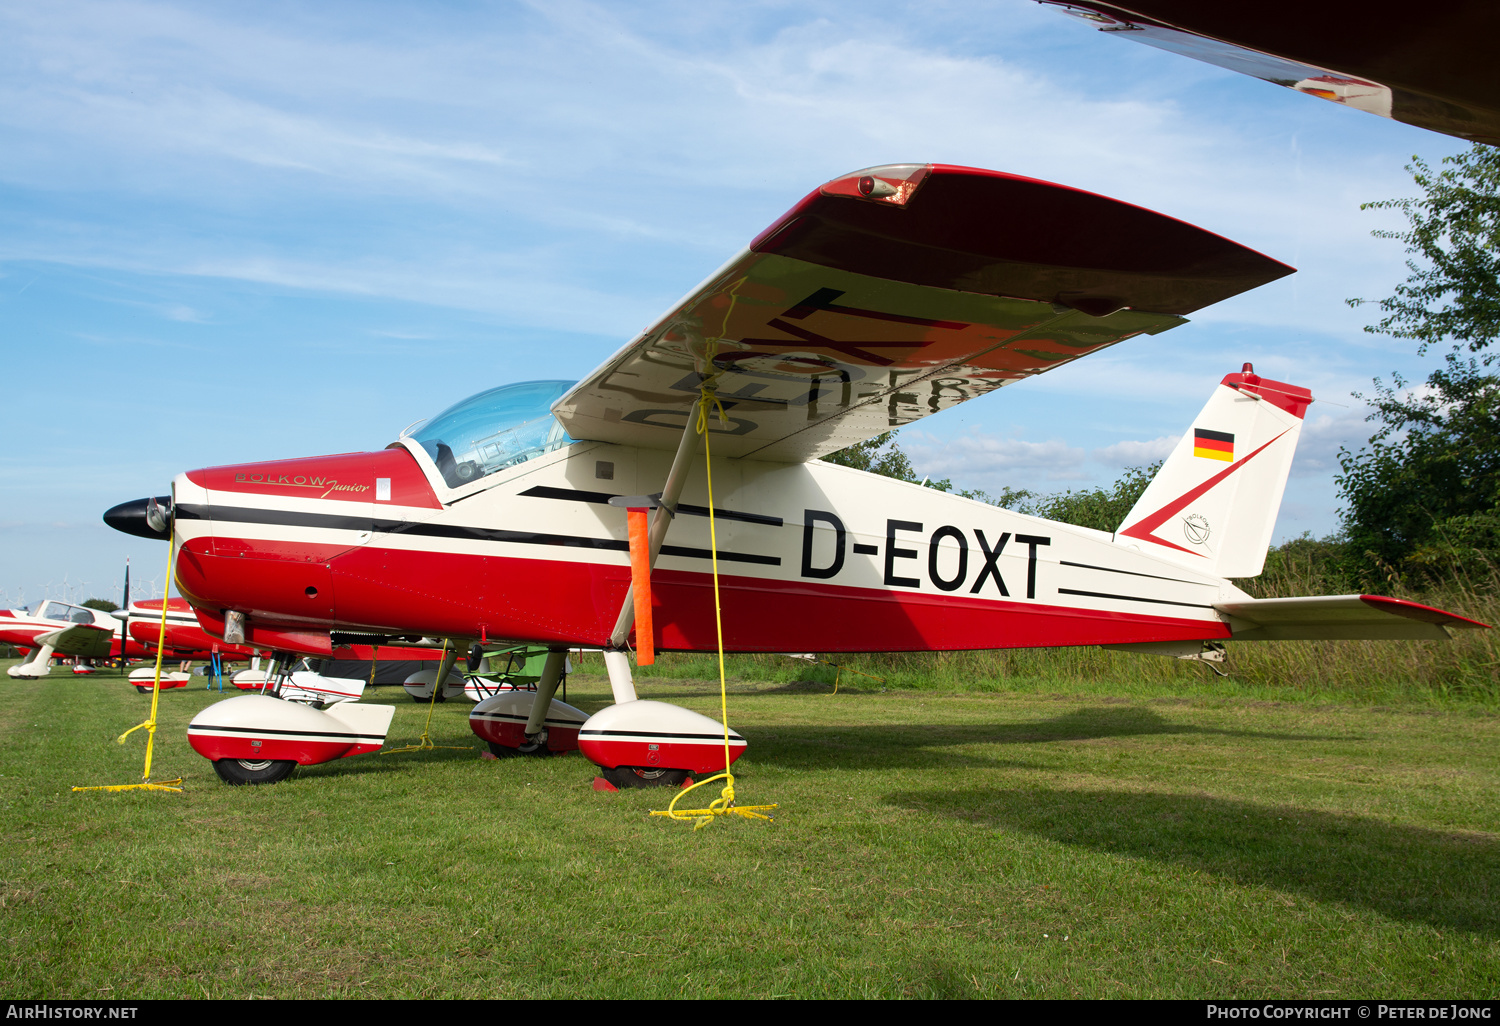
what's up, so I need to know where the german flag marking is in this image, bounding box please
[1193,428,1234,462]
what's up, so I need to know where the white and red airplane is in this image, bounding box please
[0,599,140,679]
[110,596,449,696]
[104,163,1488,787]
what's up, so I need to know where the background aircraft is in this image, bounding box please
[1,600,136,679]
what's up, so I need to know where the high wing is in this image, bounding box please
[1215,595,1491,642]
[553,163,1293,462]
[35,623,116,659]
[1041,1,1500,145]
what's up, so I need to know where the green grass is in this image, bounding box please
[2,661,1498,998]
[634,571,1500,707]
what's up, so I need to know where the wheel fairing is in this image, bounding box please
[577,700,746,774]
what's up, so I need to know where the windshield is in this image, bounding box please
[38,601,91,623]
[405,380,575,488]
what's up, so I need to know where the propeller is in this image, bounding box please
[108,560,131,661]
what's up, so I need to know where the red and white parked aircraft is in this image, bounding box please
[1,600,138,679]
[117,598,257,660]
[105,163,1488,786]
[111,597,449,698]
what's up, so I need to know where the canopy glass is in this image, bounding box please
[405,380,575,488]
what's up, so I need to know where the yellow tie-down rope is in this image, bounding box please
[74,532,184,793]
[384,640,473,754]
[651,385,776,830]
[806,656,887,695]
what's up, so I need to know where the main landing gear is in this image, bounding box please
[485,733,553,758]
[211,757,297,786]
[595,766,692,790]
[466,648,750,791]
[469,650,587,757]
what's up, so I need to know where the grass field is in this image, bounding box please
[2,659,1498,999]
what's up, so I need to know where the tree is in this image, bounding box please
[820,430,960,492]
[1336,356,1500,580]
[821,431,1161,531]
[1016,462,1161,533]
[1350,145,1500,361]
[820,430,920,482]
[81,598,118,612]
[1340,144,1500,584]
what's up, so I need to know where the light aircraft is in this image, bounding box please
[1,600,133,679]
[118,598,257,658]
[104,163,1488,787]
[1040,1,1500,144]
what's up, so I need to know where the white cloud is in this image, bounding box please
[1093,435,1179,467]
[1290,404,1375,476]
[0,0,1453,330]
[904,426,1089,489]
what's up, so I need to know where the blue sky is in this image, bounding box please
[0,0,1467,606]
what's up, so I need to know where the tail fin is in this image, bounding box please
[1115,364,1312,578]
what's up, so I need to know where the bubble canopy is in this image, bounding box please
[403,380,575,489]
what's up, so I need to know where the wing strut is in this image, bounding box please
[601,409,703,697]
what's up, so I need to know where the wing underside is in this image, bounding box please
[36,623,115,658]
[554,163,1293,462]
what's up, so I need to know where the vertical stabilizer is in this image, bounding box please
[1115,365,1311,578]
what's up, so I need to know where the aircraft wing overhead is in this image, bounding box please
[35,623,115,659]
[554,164,1294,462]
[1041,1,1500,145]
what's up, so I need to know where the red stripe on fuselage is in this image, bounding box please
[178,538,1228,652]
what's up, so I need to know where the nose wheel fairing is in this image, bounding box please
[187,695,395,769]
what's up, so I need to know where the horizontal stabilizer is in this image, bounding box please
[1215,594,1490,641]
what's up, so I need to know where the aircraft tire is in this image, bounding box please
[600,766,689,789]
[135,685,152,694]
[485,740,551,758]
[212,758,296,786]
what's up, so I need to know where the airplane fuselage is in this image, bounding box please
[169,436,1250,656]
